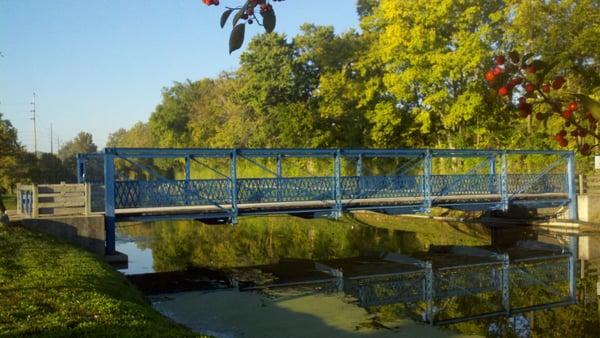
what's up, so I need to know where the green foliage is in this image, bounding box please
[0,113,24,189]
[111,0,600,173]
[119,213,488,272]
[0,224,202,337]
[57,131,99,181]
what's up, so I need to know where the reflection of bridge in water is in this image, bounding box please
[72,147,581,324]
[229,242,573,325]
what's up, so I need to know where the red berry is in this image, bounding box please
[571,130,579,137]
[559,138,568,147]
[562,109,573,119]
[580,144,591,156]
[542,83,551,93]
[578,129,588,137]
[518,102,532,116]
[485,70,495,82]
[568,102,578,111]
[527,65,538,74]
[518,97,527,105]
[524,82,535,93]
[492,66,502,76]
[552,76,566,90]
[498,87,509,96]
[495,55,506,65]
[559,129,567,137]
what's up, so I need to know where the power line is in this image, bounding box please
[30,93,37,156]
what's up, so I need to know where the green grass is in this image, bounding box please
[0,223,205,337]
[1,194,16,211]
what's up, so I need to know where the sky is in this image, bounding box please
[0,0,360,152]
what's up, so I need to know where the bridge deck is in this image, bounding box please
[114,192,568,217]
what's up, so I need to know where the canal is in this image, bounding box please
[115,212,600,337]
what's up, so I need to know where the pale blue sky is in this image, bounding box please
[0,1,359,152]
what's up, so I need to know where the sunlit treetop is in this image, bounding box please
[202,0,283,53]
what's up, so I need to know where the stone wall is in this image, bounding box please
[21,215,105,255]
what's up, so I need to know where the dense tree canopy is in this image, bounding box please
[119,0,598,159]
[0,113,24,189]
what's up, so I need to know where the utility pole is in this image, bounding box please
[50,123,53,154]
[30,92,37,156]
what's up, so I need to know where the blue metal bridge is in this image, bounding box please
[75,148,578,255]
[73,147,581,324]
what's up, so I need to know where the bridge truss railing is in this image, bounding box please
[75,148,577,255]
[309,246,573,325]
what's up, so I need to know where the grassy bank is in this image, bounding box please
[0,223,203,337]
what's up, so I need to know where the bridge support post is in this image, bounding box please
[333,150,343,218]
[500,151,509,211]
[77,154,86,184]
[489,156,496,194]
[501,253,510,315]
[356,154,363,197]
[277,154,283,202]
[104,149,116,255]
[185,155,191,206]
[423,261,434,324]
[230,150,239,224]
[422,150,432,213]
[566,151,578,300]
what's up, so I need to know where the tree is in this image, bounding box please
[0,113,24,190]
[358,0,508,148]
[58,132,98,181]
[148,80,206,148]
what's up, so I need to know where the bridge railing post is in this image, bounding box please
[566,151,578,300]
[230,150,239,224]
[423,261,434,324]
[422,150,432,212]
[333,149,342,218]
[185,155,191,206]
[104,149,116,255]
[76,154,86,184]
[356,154,363,197]
[501,253,510,315]
[489,155,497,194]
[499,151,509,211]
[277,154,283,202]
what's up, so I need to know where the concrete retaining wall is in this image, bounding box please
[577,194,600,222]
[21,215,105,255]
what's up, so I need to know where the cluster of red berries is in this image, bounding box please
[486,51,596,154]
[203,0,219,5]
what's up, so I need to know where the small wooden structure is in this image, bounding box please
[17,182,93,218]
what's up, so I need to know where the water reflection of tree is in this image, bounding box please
[145,216,425,271]
[117,214,489,272]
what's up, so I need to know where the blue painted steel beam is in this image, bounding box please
[103,149,116,255]
[230,150,239,223]
[76,154,85,183]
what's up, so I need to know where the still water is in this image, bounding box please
[115,212,600,337]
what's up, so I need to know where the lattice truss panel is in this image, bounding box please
[344,271,427,307]
[115,179,232,208]
[509,257,570,308]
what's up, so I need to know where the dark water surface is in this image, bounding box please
[115,213,600,337]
